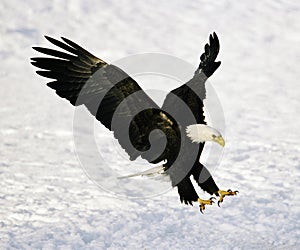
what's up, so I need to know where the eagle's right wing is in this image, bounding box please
[31,36,179,162]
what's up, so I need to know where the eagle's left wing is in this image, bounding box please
[161,32,221,125]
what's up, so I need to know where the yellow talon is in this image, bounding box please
[218,189,238,206]
[198,197,215,213]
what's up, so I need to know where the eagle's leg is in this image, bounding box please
[217,189,238,206]
[198,197,215,213]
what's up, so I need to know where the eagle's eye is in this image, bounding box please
[212,134,216,138]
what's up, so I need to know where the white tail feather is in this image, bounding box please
[118,165,165,179]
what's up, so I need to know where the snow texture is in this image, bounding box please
[1,0,300,249]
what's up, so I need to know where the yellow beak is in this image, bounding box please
[213,136,225,147]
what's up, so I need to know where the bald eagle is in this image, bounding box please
[31,32,237,213]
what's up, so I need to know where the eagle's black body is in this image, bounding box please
[31,33,221,206]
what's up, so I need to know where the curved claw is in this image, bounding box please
[199,206,204,214]
[227,189,239,195]
[218,200,221,207]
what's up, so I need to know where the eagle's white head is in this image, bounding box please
[186,124,225,147]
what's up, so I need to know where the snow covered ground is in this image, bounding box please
[1,0,300,249]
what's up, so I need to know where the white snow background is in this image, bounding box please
[1,0,300,249]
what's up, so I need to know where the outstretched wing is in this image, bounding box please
[31,36,179,162]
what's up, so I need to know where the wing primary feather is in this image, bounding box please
[32,47,77,60]
[194,32,221,77]
[61,37,104,63]
[44,36,79,55]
